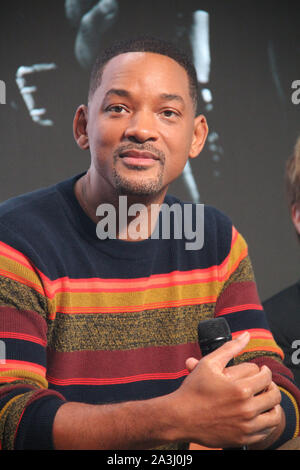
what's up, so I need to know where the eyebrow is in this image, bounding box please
[159,93,185,107]
[104,88,130,99]
[103,89,185,107]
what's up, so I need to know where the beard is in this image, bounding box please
[112,143,166,196]
[112,164,165,196]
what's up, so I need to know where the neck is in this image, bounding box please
[74,171,168,241]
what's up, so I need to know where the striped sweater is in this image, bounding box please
[0,173,299,450]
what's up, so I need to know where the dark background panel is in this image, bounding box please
[0,0,299,301]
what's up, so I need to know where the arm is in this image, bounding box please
[0,239,66,450]
[212,226,300,449]
[52,332,282,450]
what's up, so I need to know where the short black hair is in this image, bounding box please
[88,36,198,112]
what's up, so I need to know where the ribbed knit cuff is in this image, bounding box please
[269,389,299,449]
[14,394,65,450]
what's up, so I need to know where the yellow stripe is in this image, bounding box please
[224,231,248,279]
[51,281,221,310]
[0,369,48,389]
[246,338,284,359]
[279,387,300,438]
[0,255,44,294]
[0,394,24,423]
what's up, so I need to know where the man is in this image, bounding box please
[264,136,300,389]
[0,38,299,450]
[65,0,220,204]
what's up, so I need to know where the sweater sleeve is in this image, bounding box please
[214,226,300,447]
[0,239,66,450]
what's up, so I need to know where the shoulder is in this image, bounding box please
[0,183,57,219]
[164,194,233,228]
[0,175,78,256]
[162,195,248,272]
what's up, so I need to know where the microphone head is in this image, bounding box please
[198,317,231,346]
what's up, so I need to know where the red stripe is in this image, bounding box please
[0,307,47,342]
[47,369,189,386]
[214,281,261,316]
[46,343,201,381]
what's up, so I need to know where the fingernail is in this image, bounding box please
[236,331,250,341]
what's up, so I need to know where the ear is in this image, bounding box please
[291,203,300,235]
[188,114,209,159]
[73,105,89,150]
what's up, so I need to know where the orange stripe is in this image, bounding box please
[216,304,264,316]
[47,369,189,386]
[232,329,275,340]
[0,241,34,271]
[0,376,20,383]
[40,244,247,298]
[0,256,239,298]
[231,330,284,359]
[231,225,239,245]
[0,360,46,376]
[0,268,44,295]
[0,228,247,299]
[237,346,284,359]
[0,332,46,347]
[39,269,223,298]
[56,295,218,314]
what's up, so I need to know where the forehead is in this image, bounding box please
[97,52,191,101]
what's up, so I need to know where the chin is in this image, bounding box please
[117,184,162,197]
[113,174,164,197]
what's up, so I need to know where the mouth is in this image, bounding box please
[118,149,161,167]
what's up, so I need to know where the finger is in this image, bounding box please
[250,382,282,415]
[185,357,199,373]
[235,365,273,398]
[244,404,282,437]
[239,426,278,447]
[231,405,282,447]
[224,362,260,381]
[205,331,250,372]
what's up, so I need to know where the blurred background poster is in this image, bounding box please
[0,0,299,301]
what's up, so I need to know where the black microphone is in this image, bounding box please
[197,317,247,450]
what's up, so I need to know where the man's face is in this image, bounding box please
[81,52,207,198]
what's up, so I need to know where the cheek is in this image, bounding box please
[89,123,120,160]
[163,131,193,173]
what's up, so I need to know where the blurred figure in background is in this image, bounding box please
[264,136,300,389]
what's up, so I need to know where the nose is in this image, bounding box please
[123,111,159,143]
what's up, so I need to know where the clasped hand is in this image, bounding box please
[171,332,283,449]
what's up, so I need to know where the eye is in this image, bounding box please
[161,109,179,119]
[106,105,128,114]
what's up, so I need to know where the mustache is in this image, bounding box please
[114,143,165,163]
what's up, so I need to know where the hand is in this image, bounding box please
[171,332,282,448]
